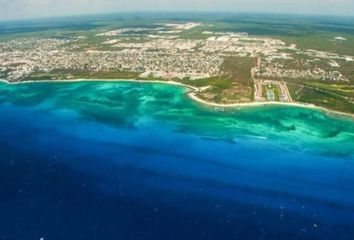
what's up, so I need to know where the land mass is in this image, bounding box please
[0,14,353,114]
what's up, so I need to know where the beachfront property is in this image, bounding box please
[254,80,292,102]
[0,21,353,111]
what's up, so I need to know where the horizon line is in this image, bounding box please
[1,10,354,23]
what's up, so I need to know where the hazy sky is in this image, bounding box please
[1,0,354,20]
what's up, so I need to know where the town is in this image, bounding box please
[0,22,353,106]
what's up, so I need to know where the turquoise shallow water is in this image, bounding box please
[0,81,354,239]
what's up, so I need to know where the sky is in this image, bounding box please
[0,0,354,21]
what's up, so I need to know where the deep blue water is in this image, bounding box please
[0,82,354,240]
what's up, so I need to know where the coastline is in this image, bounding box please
[188,91,354,119]
[1,78,353,119]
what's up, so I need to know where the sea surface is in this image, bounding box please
[0,81,354,240]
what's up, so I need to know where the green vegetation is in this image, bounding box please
[278,34,354,56]
[1,13,354,114]
[303,82,354,98]
[304,59,354,83]
[191,56,255,103]
[287,82,354,114]
[26,70,140,81]
[262,84,280,101]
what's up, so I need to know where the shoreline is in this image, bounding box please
[1,78,353,119]
[188,91,354,119]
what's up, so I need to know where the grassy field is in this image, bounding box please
[192,56,256,103]
[287,82,354,114]
[303,82,354,98]
[26,70,140,81]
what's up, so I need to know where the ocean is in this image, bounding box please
[0,81,354,240]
